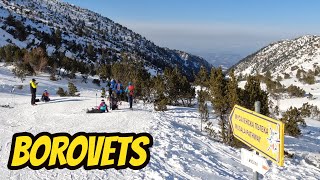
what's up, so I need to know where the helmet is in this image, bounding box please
[128,82,132,85]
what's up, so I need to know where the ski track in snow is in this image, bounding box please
[0,65,320,179]
[1,93,319,179]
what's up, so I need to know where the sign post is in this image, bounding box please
[253,101,261,180]
[241,148,270,175]
[229,103,285,179]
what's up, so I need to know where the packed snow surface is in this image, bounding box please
[0,65,320,179]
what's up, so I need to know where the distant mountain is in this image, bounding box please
[197,52,243,70]
[0,0,211,78]
[231,35,320,77]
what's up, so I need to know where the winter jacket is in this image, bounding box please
[42,91,49,97]
[98,102,107,112]
[115,83,123,94]
[30,81,37,93]
[110,80,116,90]
[126,85,135,96]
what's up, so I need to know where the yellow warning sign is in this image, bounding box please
[229,105,284,166]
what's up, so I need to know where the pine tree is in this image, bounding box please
[68,82,79,96]
[225,69,240,144]
[209,67,228,142]
[198,89,206,131]
[153,76,167,111]
[56,87,67,97]
[195,66,208,89]
[54,28,62,47]
[226,69,239,109]
[280,107,306,137]
[265,70,272,79]
[243,75,269,116]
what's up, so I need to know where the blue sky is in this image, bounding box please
[63,0,320,56]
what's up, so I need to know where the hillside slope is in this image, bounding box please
[0,0,211,77]
[232,35,320,77]
[1,64,320,179]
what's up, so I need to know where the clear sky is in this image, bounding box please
[62,0,320,56]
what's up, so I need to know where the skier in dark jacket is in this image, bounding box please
[30,78,38,105]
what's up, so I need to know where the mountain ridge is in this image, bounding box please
[231,35,320,78]
[0,0,212,78]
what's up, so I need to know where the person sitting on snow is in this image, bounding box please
[87,99,108,113]
[41,89,50,102]
[98,99,108,112]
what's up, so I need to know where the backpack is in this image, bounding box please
[128,85,134,96]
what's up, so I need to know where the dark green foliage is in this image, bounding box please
[154,95,168,111]
[274,106,280,116]
[195,66,209,88]
[299,103,311,118]
[276,75,282,81]
[226,69,239,109]
[54,28,62,47]
[153,76,167,111]
[163,67,195,106]
[283,73,290,79]
[242,75,269,116]
[92,79,101,86]
[68,82,79,96]
[97,64,111,81]
[265,70,272,79]
[291,66,299,71]
[287,85,305,97]
[209,67,228,142]
[296,69,305,79]
[301,70,315,84]
[198,90,209,131]
[12,61,34,82]
[280,107,306,137]
[5,14,28,41]
[56,87,67,97]
[225,69,241,145]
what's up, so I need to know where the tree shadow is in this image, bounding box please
[39,98,86,104]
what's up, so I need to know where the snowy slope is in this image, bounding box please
[1,61,320,179]
[232,35,320,77]
[0,0,211,77]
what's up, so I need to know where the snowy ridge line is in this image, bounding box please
[0,0,212,77]
[232,35,320,77]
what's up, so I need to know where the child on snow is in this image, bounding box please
[98,99,108,112]
[87,99,109,113]
[41,89,50,102]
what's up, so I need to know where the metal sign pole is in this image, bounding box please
[253,101,261,180]
[11,86,15,107]
[96,92,97,107]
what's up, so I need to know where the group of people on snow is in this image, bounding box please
[88,79,135,113]
[29,78,135,113]
[29,79,51,106]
